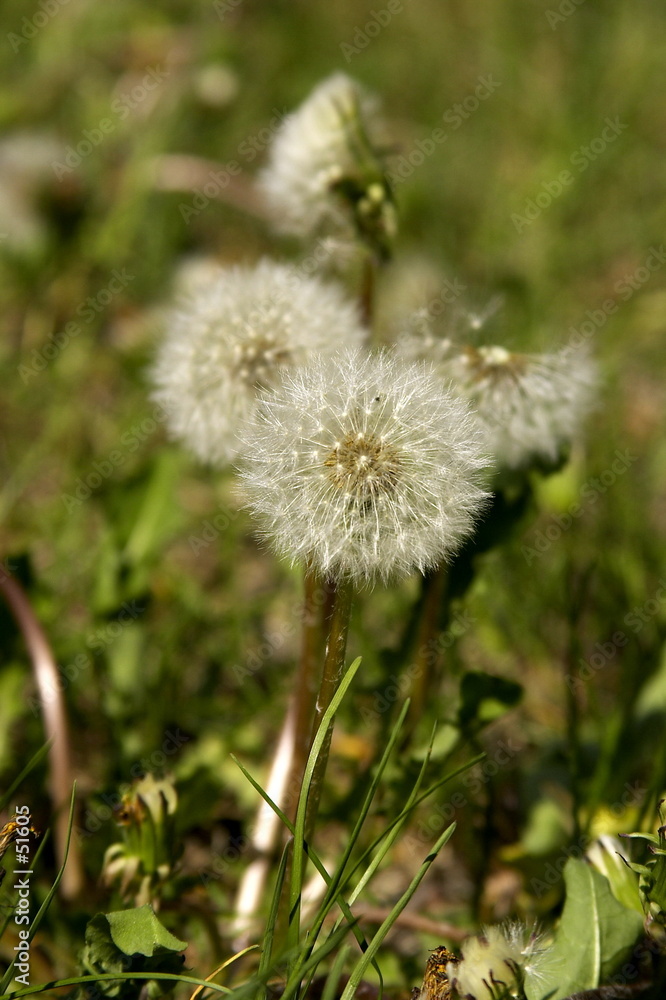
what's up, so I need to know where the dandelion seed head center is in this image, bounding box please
[233,334,293,388]
[478,345,510,365]
[462,344,526,387]
[323,429,402,497]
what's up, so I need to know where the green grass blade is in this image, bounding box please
[344,720,437,910]
[258,841,290,994]
[320,944,350,1000]
[291,700,413,980]
[345,753,483,887]
[288,657,362,961]
[293,920,356,985]
[339,822,457,1000]
[0,743,51,813]
[316,700,411,915]
[232,739,377,1000]
[0,971,231,1000]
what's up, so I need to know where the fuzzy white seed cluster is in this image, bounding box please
[258,72,394,252]
[239,349,489,585]
[448,922,549,1000]
[150,73,599,584]
[400,325,597,471]
[446,344,598,470]
[150,259,366,466]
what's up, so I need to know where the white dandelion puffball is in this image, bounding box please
[259,73,394,251]
[448,922,549,1000]
[150,259,367,466]
[239,349,489,585]
[400,332,597,471]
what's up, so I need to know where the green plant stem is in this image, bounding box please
[0,571,83,899]
[359,251,376,331]
[285,657,363,979]
[304,579,354,844]
[269,570,329,950]
[232,569,327,944]
[291,567,327,818]
[564,569,593,843]
[405,564,450,738]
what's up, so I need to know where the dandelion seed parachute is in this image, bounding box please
[239,348,489,585]
[150,259,367,466]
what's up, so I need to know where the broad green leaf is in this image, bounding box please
[529,858,644,1000]
[81,906,187,1000]
[106,904,187,956]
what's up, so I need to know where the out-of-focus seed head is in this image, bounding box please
[258,73,395,259]
[150,259,367,466]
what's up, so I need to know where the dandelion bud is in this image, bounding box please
[259,73,395,258]
[239,348,488,585]
[150,259,366,466]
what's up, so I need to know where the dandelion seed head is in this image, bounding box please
[258,73,394,254]
[399,324,598,471]
[448,922,549,1000]
[150,259,366,466]
[239,349,489,585]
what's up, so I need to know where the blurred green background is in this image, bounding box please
[1,0,665,984]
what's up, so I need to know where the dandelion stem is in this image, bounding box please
[0,570,83,899]
[304,579,354,843]
[405,564,450,738]
[292,567,327,817]
[564,569,591,843]
[231,568,325,944]
[359,251,377,331]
